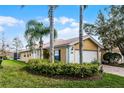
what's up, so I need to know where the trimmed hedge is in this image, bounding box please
[26,59,99,78]
[28,59,50,63]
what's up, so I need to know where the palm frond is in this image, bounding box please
[48,5,58,18]
[25,19,58,51]
[84,5,88,9]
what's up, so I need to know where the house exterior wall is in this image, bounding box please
[19,49,41,62]
[60,47,66,63]
[74,39,98,51]
[20,48,67,63]
[19,38,102,63]
[19,51,32,62]
[72,38,100,63]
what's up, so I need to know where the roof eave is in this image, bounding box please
[68,35,103,49]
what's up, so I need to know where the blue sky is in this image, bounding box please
[0,5,108,48]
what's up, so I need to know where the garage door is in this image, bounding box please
[75,50,97,63]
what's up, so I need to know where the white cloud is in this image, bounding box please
[37,16,88,40]
[58,16,75,25]
[58,27,79,39]
[58,26,87,40]
[37,17,58,25]
[39,16,87,30]
[0,26,4,32]
[70,20,87,27]
[0,16,24,27]
[70,22,79,27]
[59,27,78,34]
[38,16,76,25]
[0,16,24,33]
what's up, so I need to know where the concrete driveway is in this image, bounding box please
[103,65,124,77]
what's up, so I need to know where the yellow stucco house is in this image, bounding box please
[19,35,103,63]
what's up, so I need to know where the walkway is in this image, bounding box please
[103,65,124,77]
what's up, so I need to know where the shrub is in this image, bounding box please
[26,59,99,78]
[3,56,7,60]
[28,59,50,64]
[0,60,2,65]
[112,53,122,63]
[103,52,122,64]
[103,52,112,63]
[0,56,2,66]
[91,60,100,65]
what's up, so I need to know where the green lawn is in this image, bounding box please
[0,60,124,88]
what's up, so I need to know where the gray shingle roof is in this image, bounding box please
[20,35,103,52]
[43,35,89,48]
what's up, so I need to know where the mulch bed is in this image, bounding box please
[44,74,102,81]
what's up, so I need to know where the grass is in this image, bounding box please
[0,60,124,88]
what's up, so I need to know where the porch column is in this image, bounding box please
[66,47,69,63]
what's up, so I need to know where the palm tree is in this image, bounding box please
[25,20,57,59]
[79,5,87,64]
[21,5,58,62]
[48,5,58,63]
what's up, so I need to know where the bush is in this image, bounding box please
[28,59,50,64]
[103,52,112,63]
[26,59,99,78]
[0,56,7,60]
[91,60,100,65]
[28,59,64,64]
[0,56,2,66]
[103,52,122,64]
[112,53,122,63]
[0,60,2,65]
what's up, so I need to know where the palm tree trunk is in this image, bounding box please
[79,5,84,64]
[15,46,18,60]
[39,37,43,59]
[49,6,54,63]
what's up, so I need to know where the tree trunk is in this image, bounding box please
[15,47,18,60]
[49,6,54,63]
[79,5,84,64]
[39,37,43,59]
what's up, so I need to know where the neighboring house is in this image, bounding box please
[0,50,14,59]
[19,35,103,63]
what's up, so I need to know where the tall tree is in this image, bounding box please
[48,5,58,63]
[12,37,23,60]
[0,32,10,58]
[84,5,124,61]
[25,20,57,59]
[79,5,87,64]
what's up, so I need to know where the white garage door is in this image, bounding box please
[75,50,97,63]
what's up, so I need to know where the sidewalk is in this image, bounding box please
[103,65,124,77]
